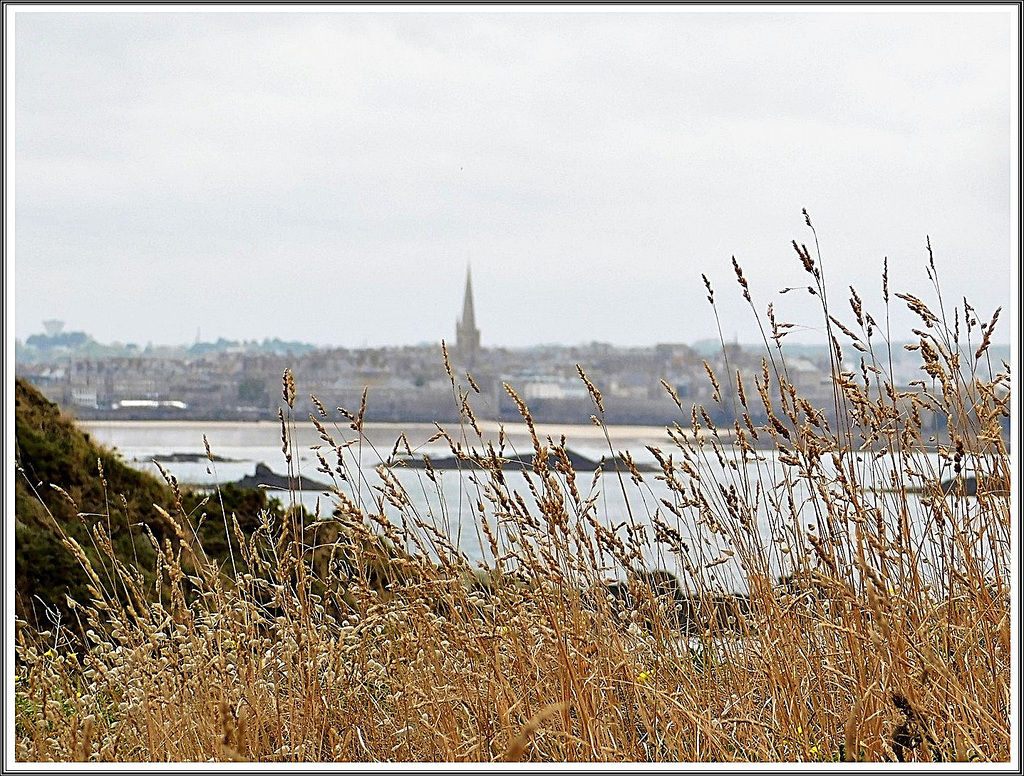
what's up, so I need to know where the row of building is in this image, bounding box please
[18,269,962,429]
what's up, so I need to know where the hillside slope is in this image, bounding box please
[13,379,275,630]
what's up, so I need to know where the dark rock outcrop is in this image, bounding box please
[397,448,657,472]
[940,475,1009,497]
[233,462,332,491]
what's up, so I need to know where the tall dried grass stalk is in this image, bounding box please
[14,220,1010,763]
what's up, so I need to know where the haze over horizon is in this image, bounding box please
[10,6,1018,350]
[16,316,1015,355]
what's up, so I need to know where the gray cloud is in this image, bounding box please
[12,9,1015,348]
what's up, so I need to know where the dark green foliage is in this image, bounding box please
[237,377,271,407]
[25,331,91,349]
[181,483,284,560]
[14,381,175,628]
[14,378,293,632]
[13,523,91,630]
[14,380,177,628]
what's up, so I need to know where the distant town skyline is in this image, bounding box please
[9,6,1017,350]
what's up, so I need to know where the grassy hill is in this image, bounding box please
[14,379,171,629]
[13,378,275,631]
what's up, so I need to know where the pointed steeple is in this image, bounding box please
[461,266,476,331]
[456,264,480,362]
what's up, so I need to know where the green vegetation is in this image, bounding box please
[13,379,287,631]
[13,220,1011,763]
[15,378,166,629]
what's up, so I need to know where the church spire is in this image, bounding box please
[456,264,480,362]
[461,266,476,331]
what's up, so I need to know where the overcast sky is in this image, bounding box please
[9,6,1018,349]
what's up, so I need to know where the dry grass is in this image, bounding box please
[14,220,1011,763]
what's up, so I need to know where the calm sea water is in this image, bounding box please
[80,420,983,589]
